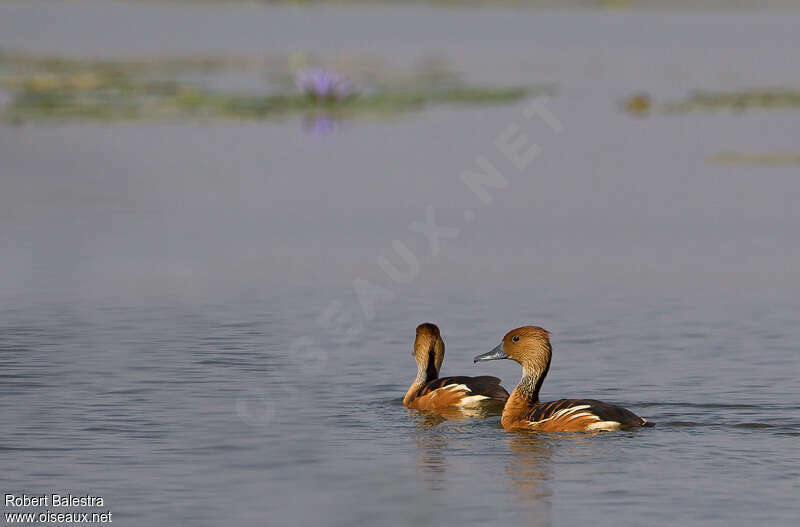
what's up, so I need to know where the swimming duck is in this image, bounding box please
[474,326,653,431]
[403,323,509,410]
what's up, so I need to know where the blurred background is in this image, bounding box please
[2,1,799,526]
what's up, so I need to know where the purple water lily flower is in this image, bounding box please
[0,90,12,107]
[295,68,354,101]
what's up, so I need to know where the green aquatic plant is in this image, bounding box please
[2,83,543,122]
[675,89,800,112]
[0,51,551,123]
[624,88,800,116]
[665,89,800,113]
[622,92,652,116]
[709,152,800,166]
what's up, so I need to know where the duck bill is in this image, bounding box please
[473,343,508,363]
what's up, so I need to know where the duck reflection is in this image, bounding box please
[413,404,502,422]
[408,410,555,524]
[506,434,554,525]
[408,407,504,488]
[409,410,450,490]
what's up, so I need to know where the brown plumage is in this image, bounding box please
[474,326,653,432]
[403,323,509,410]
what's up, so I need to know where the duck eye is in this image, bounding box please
[512,335,519,342]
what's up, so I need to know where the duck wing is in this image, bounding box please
[409,376,509,409]
[521,399,652,431]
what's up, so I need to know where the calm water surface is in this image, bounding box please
[1,2,799,526]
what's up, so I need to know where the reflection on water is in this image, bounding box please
[411,404,504,422]
[411,410,450,428]
[411,414,450,490]
[410,417,556,525]
[507,434,554,525]
[303,114,340,136]
[409,405,503,492]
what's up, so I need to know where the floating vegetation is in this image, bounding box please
[622,92,652,116]
[666,89,800,113]
[624,89,800,116]
[709,152,800,166]
[0,50,552,124]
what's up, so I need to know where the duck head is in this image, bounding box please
[474,326,552,378]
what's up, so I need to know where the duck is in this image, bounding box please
[403,323,510,410]
[473,326,653,432]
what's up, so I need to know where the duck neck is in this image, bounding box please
[501,364,550,428]
[403,343,439,406]
[418,351,440,385]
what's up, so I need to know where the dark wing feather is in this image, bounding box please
[573,399,649,427]
[525,399,649,430]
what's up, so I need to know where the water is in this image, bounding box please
[2,2,800,526]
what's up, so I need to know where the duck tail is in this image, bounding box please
[641,417,655,428]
